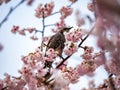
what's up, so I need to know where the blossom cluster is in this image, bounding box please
[0,0,10,5]
[11,25,38,40]
[51,19,66,33]
[35,1,54,18]
[63,28,83,56]
[83,75,120,90]
[60,6,73,19]
[69,0,77,3]
[93,0,120,76]
[86,0,120,89]
[26,0,35,5]
[0,43,104,90]
[64,43,78,56]
[65,28,82,42]
[76,46,104,76]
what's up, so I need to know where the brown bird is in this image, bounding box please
[46,26,73,57]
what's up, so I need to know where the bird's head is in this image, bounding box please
[60,26,73,33]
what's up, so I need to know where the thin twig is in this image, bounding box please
[0,0,25,28]
[41,16,45,51]
[56,55,71,68]
[35,29,42,33]
[50,11,60,16]
[78,25,95,47]
[45,24,55,27]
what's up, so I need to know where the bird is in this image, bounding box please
[43,26,72,75]
[46,26,73,57]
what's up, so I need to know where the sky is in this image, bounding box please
[0,0,108,89]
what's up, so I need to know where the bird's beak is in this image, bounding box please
[65,26,73,32]
[68,26,73,30]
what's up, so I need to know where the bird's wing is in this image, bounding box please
[46,35,55,51]
[46,33,65,50]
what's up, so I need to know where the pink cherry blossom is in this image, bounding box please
[11,25,19,34]
[18,29,26,35]
[27,0,35,5]
[0,0,10,5]
[69,0,77,3]
[105,59,120,76]
[60,6,73,19]
[36,63,48,77]
[64,43,78,56]
[42,36,49,42]
[87,2,95,12]
[62,67,80,84]
[11,26,36,37]
[0,0,3,5]
[55,19,66,29]
[35,1,54,18]
[82,53,93,60]
[65,29,82,42]
[84,46,94,54]
[0,79,3,90]
[30,36,38,40]
[45,48,57,61]
[94,51,106,66]
[51,28,60,33]
[53,70,70,90]
[114,75,120,89]
[5,0,10,3]
[27,27,35,33]
[76,58,97,76]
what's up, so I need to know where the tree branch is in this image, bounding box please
[0,0,25,28]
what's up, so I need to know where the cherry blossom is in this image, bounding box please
[0,79,3,90]
[11,25,19,34]
[45,48,57,62]
[64,43,78,56]
[11,26,36,38]
[0,0,10,5]
[53,70,70,90]
[76,59,97,76]
[36,63,48,77]
[30,36,38,40]
[42,36,49,42]
[105,59,120,76]
[18,29,26,35]
[87,2,95,12]
[27,27,35,33]
[27,0,35,5]
[35,1,54,18]
[65,29,82,42]
[69,0,77,3]
[55,19,66,30]
[62,67,80,84]
[60,6,73,19]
